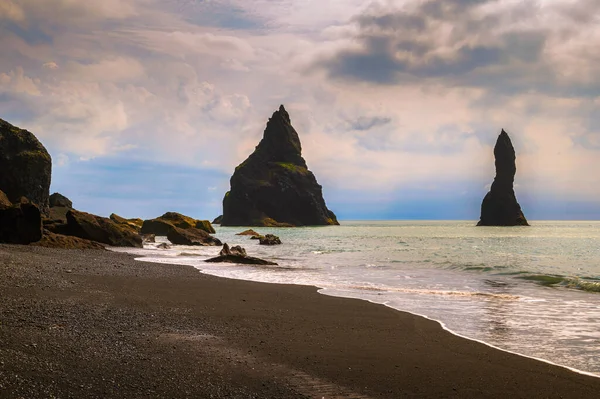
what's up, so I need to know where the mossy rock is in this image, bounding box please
[0,119,52,215]
[141,212,215,235]
[65,210,142,248]
[110,213,143,232]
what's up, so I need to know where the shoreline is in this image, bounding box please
[2,244,600,398]
[139,250,600,379]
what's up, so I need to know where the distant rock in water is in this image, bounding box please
[0,119,52,215]
[259,234,281,246]
[236,229,260,237]
[478,130,529,226]
[212,215,223,224]
[205,243,277,265]
[221,105,339,227]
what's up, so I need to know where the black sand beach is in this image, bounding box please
[1,244,599,398]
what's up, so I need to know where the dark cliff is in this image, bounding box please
[478,130,528,226]
[221,105,338,227]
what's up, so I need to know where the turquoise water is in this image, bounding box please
[116,221,600,376]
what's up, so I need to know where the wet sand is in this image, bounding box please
[1,244,599,398]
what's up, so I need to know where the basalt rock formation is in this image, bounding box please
[0,119,52,215]
[478,130,529,226]
[221,105,338,227]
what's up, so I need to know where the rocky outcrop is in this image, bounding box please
[49,193,72,208]
[478,130,529,226]
[166,227,222,246]
[212,215,223,224]
[46,193,73,224]
[64,210,143,247]
[205,243,277,265]
[259,234,282,245]
[110,213,143,233]
[33,230,106,250]
[0,119,52,215]
[221,105,339,227]
[0,193,43,244]
[141,212,215,235]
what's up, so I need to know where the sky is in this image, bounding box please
[1,0,599,221]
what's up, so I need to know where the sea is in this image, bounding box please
[113,220,600,377]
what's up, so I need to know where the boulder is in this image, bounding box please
[32,230,105,250]
[212,215,223,224]
[236,229,261,237]
[221,105,339,227]
[49,192,72,208]
[141,212,215,235]
[47,206,70,224]
[64,210,143,247]
[259,234,282,245]
[156,242,171,249]
[140,219,174,236]
[478,130,529,226]
[206,243,277,265]
[166,227,222,246]
[0,194,43,244]
[0,119,52,215]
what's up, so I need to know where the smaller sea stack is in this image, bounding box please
[478,130,528,226]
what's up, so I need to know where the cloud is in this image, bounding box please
[1,0,600,219]
[316,0,600,97]
[0,1,25,22]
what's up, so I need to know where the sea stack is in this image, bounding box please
[0,118,52,215]
[478,130,528,226]
[221,105,339,227]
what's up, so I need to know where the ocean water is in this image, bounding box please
[114,221,600,377]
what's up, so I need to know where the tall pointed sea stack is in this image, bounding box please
[478,129,528,226]
[221,105,339,227]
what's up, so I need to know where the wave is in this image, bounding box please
[517,274,600,293]
[323,284,520,300]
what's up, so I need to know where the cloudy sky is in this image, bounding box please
[1,0,599,220]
